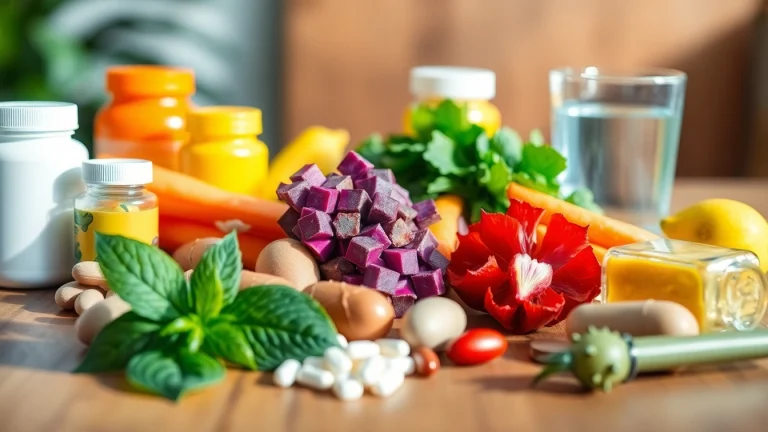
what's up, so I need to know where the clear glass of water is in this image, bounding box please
[550,67,687,231]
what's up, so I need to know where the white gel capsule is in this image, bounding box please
[336,333,349,348]
[370,367,405,398]
[273,359,301,388]
[376,338,411,357]
[384,356,415,376]
[346,340,380,360]
[332,378,364,401]
[303,356,325,369]
[296,364,335,390]
[324,346,353,376]
[356,355,387,386]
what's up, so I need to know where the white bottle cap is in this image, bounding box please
[409,66,496,100]
[0,101,79,132]
[82,159,153,185]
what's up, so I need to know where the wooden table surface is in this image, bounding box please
[2,179,768,432]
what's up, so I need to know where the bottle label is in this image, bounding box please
[74,207,159,262]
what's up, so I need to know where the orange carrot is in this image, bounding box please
[430,195,464,259]
[149,165,287,241]
[508,183,656,248]
[536,224,606,263]
[159,216,271,269]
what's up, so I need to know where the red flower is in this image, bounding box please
[447,200,601,334]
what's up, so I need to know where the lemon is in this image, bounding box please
[660,199,768,272]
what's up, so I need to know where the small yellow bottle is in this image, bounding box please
[74,159,159,262]
[180,106,268,196]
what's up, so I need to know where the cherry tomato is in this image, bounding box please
[446,328,507,366]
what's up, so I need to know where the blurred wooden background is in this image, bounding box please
[283,0,766,177]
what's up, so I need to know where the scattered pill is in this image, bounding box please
[75,296,131,345]
[565,300,700,337]
[303,356,325,369]
[384,356,415,376]
[324,346,353,377]
[332,378,364,401]
[296,364,335,390]
[346,340,381,360]
[446,328,507,366]
[54,281,87,310]
[74,289,105,315]
[356,355,387,386]
[71,261,109,289]
[273,359,301,388]
[370,367,405,397]
[105,290,117,298]
[336,333,349,348]
[412,346,440,377]
[376,338,410,358]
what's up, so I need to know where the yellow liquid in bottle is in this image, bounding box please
[74,206,159,262]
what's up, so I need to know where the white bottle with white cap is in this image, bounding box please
[0,102,88,288]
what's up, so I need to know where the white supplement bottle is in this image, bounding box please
[0,102,88,288]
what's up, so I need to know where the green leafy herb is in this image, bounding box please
[75,231,338,401]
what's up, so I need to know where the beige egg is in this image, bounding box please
[75,295,131,345]
[54,281,88,310]
[72,261,109,289]
[256,239,320,289]
[400,297,467,352]
[172,237,221,271]
[185,269,296,290]
[74,289,105,315]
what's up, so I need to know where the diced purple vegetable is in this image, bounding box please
[298,210,333,241]
[368,193,399,225]
[332,212,361,239]
[342,273,365,286]
[370,168,395,183]
[383,219,415,247]
[305,186,339,213]
[390,188,409,206]
[277,208,301,239]
[392,183,412,205]
[381,248,419,275]
[320,256,356,281]
[413,199,441,229]
[337,189,372,215]
[397,205,418,222]
[363,264,399,294]
[337,151,373,178]
[427,249,449,272]
[290,164,326,186]
[419,263,431,272]
[356,257,385,273]
[391,278,417,318]
[359,224,392,248]
[338,238,350,256]
[292,225,302,240]
[405,229,438,261]
[354,176,394,200]
[302,238,336,262]
[277,181,309,211]
[321,174,354,191]
[407,220,419,232]
[345,236,384,268]
[300,207,316,218]
[411,269,446,298]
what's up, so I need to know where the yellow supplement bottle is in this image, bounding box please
[403,66,502,138]
[180,106,268,196]
[74,159,159,262]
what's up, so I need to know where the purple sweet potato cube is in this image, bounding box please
[413,199,441,229]
[381,248,419,275]
[298,210,333,241]
[302,237,336,263]
[370,168,396,183]
[419,263,431,272]
[354,176,394,199]
[368,193,399,225]
[397,205,418,222]
[290,164,326,186]
[338,238,350,256]
[320,256,356,281]
[427,249,449,272]
[345,236,385,268]
[391,278,417,317]
[390,188,409,206]
[277,208,301,239]
[321,174,354,191]
[363,264,400,294]
[411,269,446,298]
[300,207,317,218]
[277,181,309,211]
[342,273,365,286]
[332,212,361,239]
[305,186,339,213]
[392,183,412,204]
[359,224,392,248]
[383,219,415,247]
[337,151,374,178]
[356,257,385,273]
[405,229,438,261]
[336,189,372,215]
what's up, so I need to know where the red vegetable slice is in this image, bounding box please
[550,245,602,321]
[448,255,507,310]
[450,231,494,275]
[515,287,564,333]
[534,213,589,270]
[475,211,526,267]
[506,199,545,250]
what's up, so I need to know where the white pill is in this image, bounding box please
[385,356,415,376]
[273,359,301,388]
[296,364,335,390]
[303,356,325,369]
[370,367,405,398]
[346,340,380,360]
[324,346,353,376]
[376,338,411,357]
[332,378,364,401]
[356,355,387,386]
[336,333,349,348]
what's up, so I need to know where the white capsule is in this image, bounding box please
[324,346,353,376]
[384,356,415,376]
[296,364,335,390]
[273,359,301,388]
[346,340,380,360]
[303,356,325,369]
[356,355,387,386]
[376,338,411,357]
[336,333,349,348]
[370,367,405,398]
[332,377,364,401]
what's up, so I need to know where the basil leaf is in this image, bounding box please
[423,131,468,176]
[517,144,567,181]
[202,316,257,369]
[189,249,224,319]
[490,127,523,167]
[126,349,225,401]
[159,316,199,337]
[222,285,338,371]
[205,231,241,306]
[73,312,160,373]
[95,234,186,321]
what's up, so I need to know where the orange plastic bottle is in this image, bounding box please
[94,66,195,170]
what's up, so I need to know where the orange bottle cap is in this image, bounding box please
[106,65,195,96]
[187,106,262,138]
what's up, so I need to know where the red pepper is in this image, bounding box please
[447,200,601,334]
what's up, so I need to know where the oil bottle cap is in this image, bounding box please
[187,106,262,139]
[106,65,195,96]
[410,66,496,100]
[82,159,153,185]
[0,102,78,132]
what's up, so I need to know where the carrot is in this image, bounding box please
[159,216,271,269]
[508,183,656,248]
[430,195,464,259]
[536,224,607,263]
[148,165,287,241]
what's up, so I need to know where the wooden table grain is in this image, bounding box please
[2,179,768,432]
